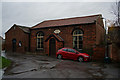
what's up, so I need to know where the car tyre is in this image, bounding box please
[57,54,62,59]
[78,56,84,62]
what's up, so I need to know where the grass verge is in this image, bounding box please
[0,56,11,69]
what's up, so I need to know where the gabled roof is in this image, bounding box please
[45,33,64,42]
[17,25,31,33]
[32,14,102,29]
[5,24,31,34]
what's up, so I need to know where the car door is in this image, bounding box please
[67,49,76,59]
[62,48,68,58]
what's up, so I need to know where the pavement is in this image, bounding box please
[2,53,120,78]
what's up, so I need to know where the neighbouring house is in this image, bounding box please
[5,14,105,60]
[107,26,120,62]
[5,24,30,53]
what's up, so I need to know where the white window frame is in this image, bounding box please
[73,30,83,50]
[37,32,44,50]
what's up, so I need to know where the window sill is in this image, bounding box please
[36,48,44,51]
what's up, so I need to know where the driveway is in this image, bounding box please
[2,53,120,78]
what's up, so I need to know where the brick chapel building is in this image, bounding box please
[5,14,105,59]
[5,25,30,53]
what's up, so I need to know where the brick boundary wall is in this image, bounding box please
[110,44,120,62]
[92,45,105,61]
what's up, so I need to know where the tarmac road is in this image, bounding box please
[2,53,120,79]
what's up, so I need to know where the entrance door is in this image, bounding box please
[12,39,16,52]
[49,38,56,56]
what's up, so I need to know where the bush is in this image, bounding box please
[0,56,11,69]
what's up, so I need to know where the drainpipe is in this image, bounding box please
[102,17,108,57]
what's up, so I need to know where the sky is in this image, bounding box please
[0,0,118,38]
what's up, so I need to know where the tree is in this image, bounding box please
[111,0,120,26]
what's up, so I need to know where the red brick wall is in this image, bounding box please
[5,26,29,53]
[2,42,5,50]
[30,23,97,55]
[91,17,105,61]
[5,22,105,58]
[92,46,105,61]
[109,44,120,62]
[96,17,105,45]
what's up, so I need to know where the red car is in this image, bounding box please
[56,48,90,62]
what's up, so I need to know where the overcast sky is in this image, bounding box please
[0,0,117,38]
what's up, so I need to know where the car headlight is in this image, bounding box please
[84,55,89,57]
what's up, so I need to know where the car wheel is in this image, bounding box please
[78,56,84,62]
[57,54,62,59]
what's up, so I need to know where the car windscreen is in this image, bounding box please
[63,49,68,51]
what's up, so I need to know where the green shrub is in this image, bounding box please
[0,56,11,69]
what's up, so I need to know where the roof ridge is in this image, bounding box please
[13,24,30,33]
[43,14,101,22]
[14,24,31,28]
[32,14,102,29]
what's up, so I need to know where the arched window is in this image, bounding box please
[73,29,83,50]
[37,32,44,49]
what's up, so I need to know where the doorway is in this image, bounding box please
[12,39,16,52]
[49,38,56,56]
